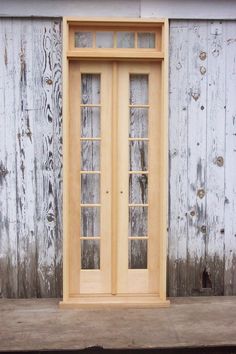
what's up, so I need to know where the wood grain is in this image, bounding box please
[0,18,62,298]
[169,20,236,296]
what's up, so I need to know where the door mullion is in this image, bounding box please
[111,61,118,295]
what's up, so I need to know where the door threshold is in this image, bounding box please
[60,295,170,308]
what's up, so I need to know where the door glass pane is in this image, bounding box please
[81,174,100,204]
[96,32,113,48]
[75,32,93,48]
[81,207,100,237]
[81,74,100,104]
[81,141,100,171]
[81,107,100,138]
[130,74,148,105]
[129,206,148,236]
[137,32,155,48]
[129,108,148,138]
[128,240,147,269]
[129,174,148,204]
[81,240,100,269]
[129,141,148,171]
[117,32,135,48]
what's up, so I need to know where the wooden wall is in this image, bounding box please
[0,18,236,297]
[0,18,62,297]
[169,20,236,296]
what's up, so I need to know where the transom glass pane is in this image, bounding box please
[117,32,135,48]
[138,32,155,48]
[96,32,113,48]
[81,74,100,104]
[75,32,93,48]
[130,74,149,105]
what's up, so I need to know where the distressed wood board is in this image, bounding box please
[1,18,236,297]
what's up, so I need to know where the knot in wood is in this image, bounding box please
[201,225,207,234]
[0,162,8,178]
[46,79,53,85]
[216,156,224,167]
[197,188,205,199]
[200,66,206,75]
[199,51,207,60]
[190,210,195,217]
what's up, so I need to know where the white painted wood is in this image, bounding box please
[0,0,140,17]
[1,0,236,19]
[169,20,236,296]
[224,21,236,295]
[0,19,18,297]
[186,21,208,295]
[206,21,226,294]
[168,21,189,296]
[0,18,62,298]
[141,0,236,19]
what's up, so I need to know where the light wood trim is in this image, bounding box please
[159,18,169,302]
[68,61,81,295]
[80,171,101,174]
[66,17,166,25]
[67,50,164,59]
[80,137,101,141]
[111,61,118,295]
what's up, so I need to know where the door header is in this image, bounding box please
[63,17,168,60]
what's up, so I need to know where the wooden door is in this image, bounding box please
[117,62,162,294]
[68,60,162,297]
[69,61,112,294]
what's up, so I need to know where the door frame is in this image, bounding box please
[60,17,169,308]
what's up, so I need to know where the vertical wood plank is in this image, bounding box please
[168,21,189,296]
[0,19,18,298]
[206,21,226,295]
[224,21,236,295]
[0,18,62,298]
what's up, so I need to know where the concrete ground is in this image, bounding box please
[0,297,236,352]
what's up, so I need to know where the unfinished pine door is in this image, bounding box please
[117,62,161,294]
[68,60,163,301]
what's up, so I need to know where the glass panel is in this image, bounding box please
[130,74,148,105]
[138,32,155,48]
[81,174,100,204]
[96,32,113,48]
[117,32,135,48]
[129,206,148,236]
[81,74,100,104]
[81,240,100,269]
[129,108,148,138]
[81,107,100,138]
[75,32,93,48]
[129,174,148,204]
[81,207,100,237]
[129,141,148,171]
[81,141,100,171]
[128,239,147,269]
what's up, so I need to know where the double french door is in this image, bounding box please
[64,59,167,306]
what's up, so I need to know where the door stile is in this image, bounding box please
[111,61,118,295]
[68,61,81,295]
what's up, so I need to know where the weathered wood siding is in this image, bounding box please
[169,20,236,296]
[0,18,62,297]
[0,18,236,297]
